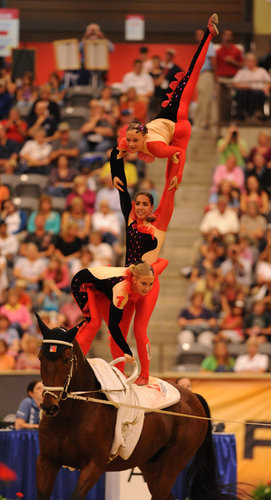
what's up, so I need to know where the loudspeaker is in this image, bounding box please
[11,48,35,80]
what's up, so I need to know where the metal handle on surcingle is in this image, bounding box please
[110,357,139,385]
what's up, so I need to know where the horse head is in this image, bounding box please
[37,313,84,417]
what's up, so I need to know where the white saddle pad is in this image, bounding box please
[87,359,180,460]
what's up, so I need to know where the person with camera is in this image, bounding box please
[217,124,247,166]
[1,107,27,144]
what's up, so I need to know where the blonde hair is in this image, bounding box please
[128,262,154,277]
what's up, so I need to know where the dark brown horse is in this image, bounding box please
[36,316,233,500]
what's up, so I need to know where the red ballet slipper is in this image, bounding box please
[208,13,219,37]
[135,376,149,386]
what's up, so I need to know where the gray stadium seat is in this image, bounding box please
[18,174,49,191]
[15,183,42,198]
[61,106,89,129]
[51,196,66,213]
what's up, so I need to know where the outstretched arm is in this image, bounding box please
[147,140,180,159]
[110,147,132,224]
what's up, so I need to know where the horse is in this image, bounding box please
[36,314,234,500]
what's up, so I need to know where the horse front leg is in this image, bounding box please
[36,454,60,500]
[70,461,104,500]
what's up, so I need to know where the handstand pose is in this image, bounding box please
[117,14,219,189]
[71,262,154,363]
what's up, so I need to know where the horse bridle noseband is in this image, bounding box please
[42,340,101,403]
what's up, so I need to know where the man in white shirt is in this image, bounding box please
[122,60,154,100]
[200,196,240,239]
[88,230,114,266]
[0,220,19,262]
[234,338,269,373]
[232,52,271,120]
[19,128,52,174]
[13,242,48,291]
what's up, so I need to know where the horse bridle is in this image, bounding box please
[42,339,102,403]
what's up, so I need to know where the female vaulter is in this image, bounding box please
[74,14,219,384]
[117,13,219,190]
[71,262,154,363]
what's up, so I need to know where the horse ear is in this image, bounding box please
[67,319,85,342]
[35,313,51,338]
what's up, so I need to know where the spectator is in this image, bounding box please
[48,72,66,104]
[220,270,245,313]
[16,72,38,109]
[94,175,121,220]
[37,280,60,312]
[245,152,268,189]
[92,199,121,247]
[0,338,15,370]
[54,223,84,264]
[200,195,240,241]
[119,87,148,123]
[200,340,235,372]
[49,122,79,167]
[0,220,19,263]
[29,84,60,123]
[210,153,245,194]
[239,201,267,245]
[256,248,271,287]
[121,59,154,100]
[161,48,182,90]
[61,196,91,240]
[208,178,240,212]
[178,292,217,346]
[220,243,252,288]
[19,128,52,174]
[79,102,116,154]
[232,52,271,121]
[13,242,48,292]
[0,314,20,354]
[176,377,192,390]
[218,300,244,343]
[240,175,269,216]
[88,230,114,266]
[16,334,41,370]
[13,279,32,311]
[20,213,54,259]
[59,299,83,328]
[0,122,20,173]
[1,107,28,143]
[27,100,57,138]
[190,270,221,313]
[216,29,243,78]
[138,46,153,73]
[98,86,119,120]
[15,379,43,429]
[66,175,96,215]
[246,130,271,169]
[244,301,271,341]
[43,255,70,293]
[0,289,33,333]
[193,29,217,132]
[0,79,12,119]
[234,337,269,372]
[47,154,77,198]
[1,199,27,235]
[27,194,61,235]
[217,124,248,166]
[149,55,166,116]
[190,248,221,281]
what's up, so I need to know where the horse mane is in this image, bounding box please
[69,339,102,394]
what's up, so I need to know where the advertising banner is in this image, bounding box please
[191,376,271,488]
[0,9,19,57]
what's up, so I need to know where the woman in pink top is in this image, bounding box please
[15,334,40,370]
[211,153,245,194]
[1,289,32,332]
[44,256,70,292]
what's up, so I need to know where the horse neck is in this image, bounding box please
[70,341,100,392]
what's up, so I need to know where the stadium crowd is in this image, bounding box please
[0,23,270,374]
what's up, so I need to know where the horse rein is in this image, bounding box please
[42,340,102,403]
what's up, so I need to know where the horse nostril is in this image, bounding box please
[42,404,59,416]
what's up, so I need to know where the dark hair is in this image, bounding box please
[135,191,154,206]
[139,46,148,54]
[27,380,41,395]
[127,119,148,136]
[245,174,261,195]
[133,59,142,65]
